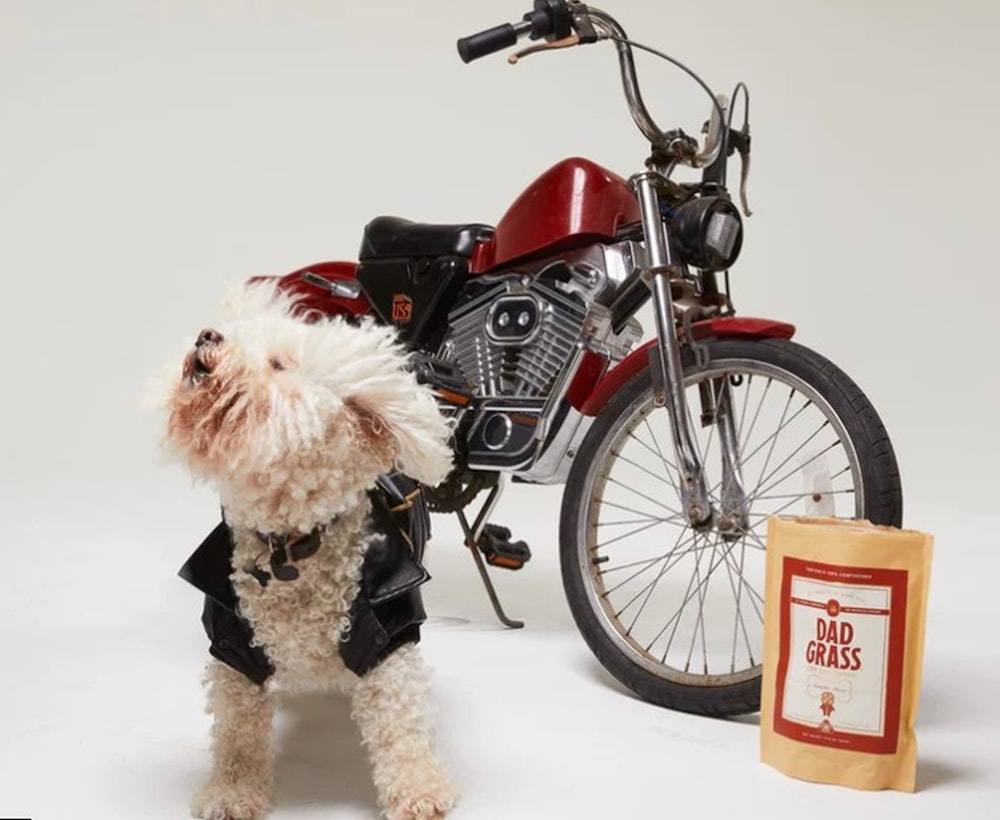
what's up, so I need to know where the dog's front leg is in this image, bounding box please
[192,661,274,820]
[351,644,458,820]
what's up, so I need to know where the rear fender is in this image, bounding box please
[577,316,796,417]
[250,261,373,322]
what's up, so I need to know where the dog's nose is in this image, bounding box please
[196,328,223,348]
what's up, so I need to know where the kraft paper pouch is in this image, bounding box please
[760,516,933,792]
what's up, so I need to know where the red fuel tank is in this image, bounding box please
[471,157,640,272]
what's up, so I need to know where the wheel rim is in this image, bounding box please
[575,356,866,687]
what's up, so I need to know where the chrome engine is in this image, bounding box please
[441,278,588,399]
[435,241,644,477]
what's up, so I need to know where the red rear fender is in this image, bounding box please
[250,261,372,321]
[577,316,796,417]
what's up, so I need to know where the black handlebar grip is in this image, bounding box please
[457,23,519,63]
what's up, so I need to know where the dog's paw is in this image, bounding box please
[191,781,270,820]
[385,780,458,820]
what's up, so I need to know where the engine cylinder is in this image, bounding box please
[442,278,588,399]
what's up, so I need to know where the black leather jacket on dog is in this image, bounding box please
[178,474,432,685]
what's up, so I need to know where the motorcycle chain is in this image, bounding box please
[423,470,492,513]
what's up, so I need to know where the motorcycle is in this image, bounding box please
[260,0,902,717]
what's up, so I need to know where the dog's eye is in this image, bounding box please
[269,358,286,371]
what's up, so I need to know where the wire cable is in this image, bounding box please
[606,35,726,135]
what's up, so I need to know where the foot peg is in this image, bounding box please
[479,524,531,570]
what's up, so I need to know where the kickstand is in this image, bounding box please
[455,481,525,629]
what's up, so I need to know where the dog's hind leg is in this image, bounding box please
[192,661,274,820]
[351,644,458,820]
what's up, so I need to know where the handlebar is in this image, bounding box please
[456,1,724,169]
[585,7,661,147]
[458,1,571,63]
[457,22,527,64]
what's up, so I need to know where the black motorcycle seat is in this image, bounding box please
[359,216,495,260]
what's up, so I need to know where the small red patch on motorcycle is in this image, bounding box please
[391,294,413,323]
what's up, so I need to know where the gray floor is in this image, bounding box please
[2,486,996,820]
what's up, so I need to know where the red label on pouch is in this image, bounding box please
[773,557,908,754]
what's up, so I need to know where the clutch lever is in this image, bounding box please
[508,4,599,65]
[507,33,580,64]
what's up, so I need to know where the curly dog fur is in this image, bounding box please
[157,283,457,820]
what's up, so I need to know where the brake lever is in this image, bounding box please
[738,145,753,217]
[731,126,753,217]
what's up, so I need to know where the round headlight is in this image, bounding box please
[671,196,744,271]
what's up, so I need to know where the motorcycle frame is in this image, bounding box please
[262,2,805,528]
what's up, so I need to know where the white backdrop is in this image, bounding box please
[2,1,998,819]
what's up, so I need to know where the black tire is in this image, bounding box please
[559,337,902,717]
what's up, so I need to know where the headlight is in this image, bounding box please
[671,196,744,271]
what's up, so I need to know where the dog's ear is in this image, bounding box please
[344,397,395,464]
[343,386,454,488]
[310,318,454,486]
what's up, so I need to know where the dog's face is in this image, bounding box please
[159,284,453,524]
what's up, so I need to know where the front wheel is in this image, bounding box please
[559,337,902,716]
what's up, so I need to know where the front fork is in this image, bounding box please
[705,375,751,538]
[633,172,748,532]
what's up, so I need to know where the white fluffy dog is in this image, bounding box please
[158,283,457,820]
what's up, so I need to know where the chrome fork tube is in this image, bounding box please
[633,172,713,526]
[714,379,750,538]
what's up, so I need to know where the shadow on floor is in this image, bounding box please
[271,690,379,815]
[575,652,765,726]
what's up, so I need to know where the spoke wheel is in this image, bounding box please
[559,337,901,716]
